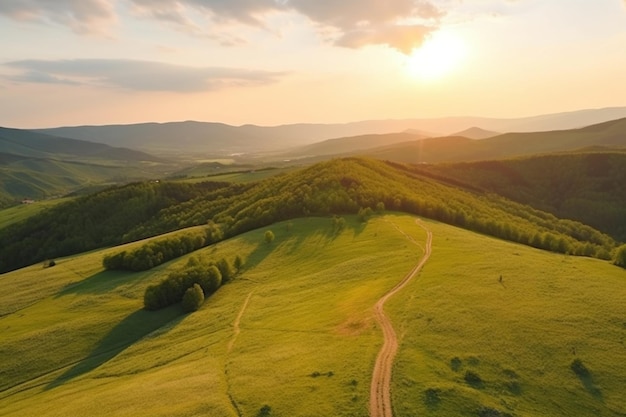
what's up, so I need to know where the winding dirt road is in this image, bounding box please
[369,220,433,417]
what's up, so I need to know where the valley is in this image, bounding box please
[1,109,625,417]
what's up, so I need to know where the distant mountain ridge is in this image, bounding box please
[31,106,626,155]
[364,117,626,164]
[0,127,160,162]
[450,127,500,139]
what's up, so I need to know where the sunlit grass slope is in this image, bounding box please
[388,220,626,417]
[0,215,422,417]
[0,198,73,230]
[1,215,624,417]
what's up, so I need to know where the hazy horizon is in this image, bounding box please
[1,1,626,129]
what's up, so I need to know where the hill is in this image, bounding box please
[0,216,624,416]
[450,127,500,139]
[0,127,172,204]
[416,151,626,242]
[366,117,626,164]
[0,157,616,274]
[0,127,160,161]
[31,107,626,155]
[284,132,426,159]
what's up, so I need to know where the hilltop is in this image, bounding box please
[0,157,616,274]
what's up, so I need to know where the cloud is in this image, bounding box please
[0,0,445,53]
[126,0,444,53]
[3,59,285,92]
[336,24,433,54]
[0,0,115,34]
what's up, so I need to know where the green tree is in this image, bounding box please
[182,284,205,313]
[217,258,234,283]
[265,230,275,244]
[234,255,243,271]
[614,244,626,268]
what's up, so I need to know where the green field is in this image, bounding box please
[0,198,73,230]
[0,214,624,416]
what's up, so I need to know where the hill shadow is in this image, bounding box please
[56,269,153,297]
[46,306,182,390]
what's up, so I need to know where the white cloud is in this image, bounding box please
[0,0,115,34]
[0,0,446,53]
[4,59,286,92]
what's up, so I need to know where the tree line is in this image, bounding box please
[103,223,223,272]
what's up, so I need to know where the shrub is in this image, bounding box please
[614,244,626,268]
[182,284,205,312]
[234,254,243,271]
[464,370,483,388]
[257,405,271,417]
[264,230,275,244]
[450,357,462,372]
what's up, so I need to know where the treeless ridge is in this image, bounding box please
[370,220,433,417]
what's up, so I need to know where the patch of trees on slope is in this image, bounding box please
[0,158,619,274]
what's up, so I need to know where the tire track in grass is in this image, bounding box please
[370,219,432,417]
[226,291,253,417]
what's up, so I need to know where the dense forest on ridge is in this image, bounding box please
[417,151,626,241]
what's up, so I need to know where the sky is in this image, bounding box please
[1,0,626,128]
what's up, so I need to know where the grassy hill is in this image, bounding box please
[1,215,624,416]
[417,151,626,242]
[0,127,160,162]
[365,117,626,164]
[0,127,173,205]
[0,157,616,274]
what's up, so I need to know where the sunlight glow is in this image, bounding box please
[406,30,468,82]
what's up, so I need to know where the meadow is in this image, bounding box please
[0,214,624,416]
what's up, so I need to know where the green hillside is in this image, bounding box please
[0,127,160,161]
[366,117,626,164]
[1,216,624,416]
[0,157,616,274]
[0,127,174,205]
[417,152,626,241]
[285,132,425,158]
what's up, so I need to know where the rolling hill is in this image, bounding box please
[415,151,626,242]
[449,127,500,139]
[365,117,626,164]
[0,215,624,417]
[283,131,427,159]
[0,127,173,204]
[31,107,626,156]
[0,157,616,274]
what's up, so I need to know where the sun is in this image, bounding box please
[405,30,468,82]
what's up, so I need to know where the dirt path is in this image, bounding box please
[228,292,253,354]
[369,220,433,417]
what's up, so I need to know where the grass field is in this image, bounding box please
[388,220,626,417]
[0,214,624,417]
[0,198,73,230]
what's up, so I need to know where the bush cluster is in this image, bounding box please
[144,255,241,311]
[103,224,223,272]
